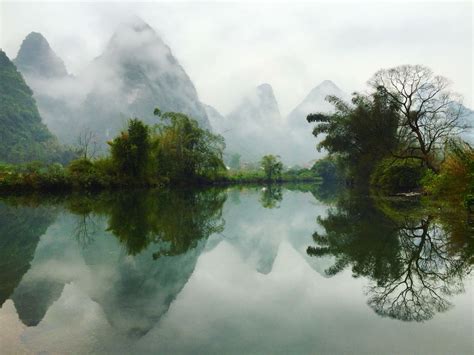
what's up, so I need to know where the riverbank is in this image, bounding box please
[0,162,321,194]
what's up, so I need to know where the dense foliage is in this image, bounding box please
[260,155,283,181]
[307,87,399,182]
[0,50,73,164]
[152,109,226,182]
[308,64,472,206]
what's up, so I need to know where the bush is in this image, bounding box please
[422,140,474,209]
[371,158,427,193]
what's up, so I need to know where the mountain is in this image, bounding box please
[286,80,347,129]
[14,32,68,79]
[13,32,79,146]
[79,18,210,142]
[280,80,349,165]
[204,104,227,134]
[212,81,348,165]
[14,20,210,146]
[227,83,282,126]
[0,50,70,163]
[215,83,287,163]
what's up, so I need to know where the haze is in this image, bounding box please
[1,1,472,114]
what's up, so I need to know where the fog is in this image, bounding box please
[1,1,472,115]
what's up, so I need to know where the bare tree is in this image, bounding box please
[370,65,469,171]
[77,128,98,160]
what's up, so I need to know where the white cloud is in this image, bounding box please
[1,1,472,114]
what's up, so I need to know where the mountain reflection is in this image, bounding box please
[0,188,226,336]
[0,202,56,309]
[307,190,473,322]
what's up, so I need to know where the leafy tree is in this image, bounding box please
[307,87,399,181]
[311,156,341,184]
[108,119,151,179]
[260,155,283,181]
[152,109,225,181]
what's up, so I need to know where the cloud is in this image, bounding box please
[1,1,472,114]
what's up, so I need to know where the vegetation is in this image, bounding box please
[308,64,472,209]
[308,87,399,183]
[260,155,283,181]
[0,50,74,164]
[0,107,321,192]
[369,65,467,172]
[152,109,226,182]
[422,140,474,210]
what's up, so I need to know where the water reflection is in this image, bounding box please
[0,202,56,309]
[0,189,226,337]
[0,186,472,353]
[259,185,283,209]
[307,190,473,321]
[68,189,226,258]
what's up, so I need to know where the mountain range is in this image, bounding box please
[206,80,348,165]
[12,18,348,165]
[14,18,210,146]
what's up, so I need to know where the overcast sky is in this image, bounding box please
[1,1,472,114]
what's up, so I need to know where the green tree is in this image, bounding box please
[307,87,399,182]
[152,109,225,181]
[260,155,283,181]
[108,119,151,179]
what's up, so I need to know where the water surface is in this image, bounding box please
[0,186,472,354]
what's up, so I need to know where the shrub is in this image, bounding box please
[371,158,427,193]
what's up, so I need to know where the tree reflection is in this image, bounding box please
[307,191,473,322]
[259,184,283,209]
[66,188,226,258]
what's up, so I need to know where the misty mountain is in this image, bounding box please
[14,32,68,79]
[286,80,347,128]
[79,18,210,142]
[0,50,70,163]
[14,19,210,146]
[281,80,349,165]
[208,83,288,163]
[208,81,348,166]
[204,103,227,134]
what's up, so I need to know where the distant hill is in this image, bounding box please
[15,19,210,146]
[282,80,349,165]
[206,83,289,163]
[207,81,348,166]
[0,50,71,163]
[14,32,68,79]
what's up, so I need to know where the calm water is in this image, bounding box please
[0,186,472,354]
